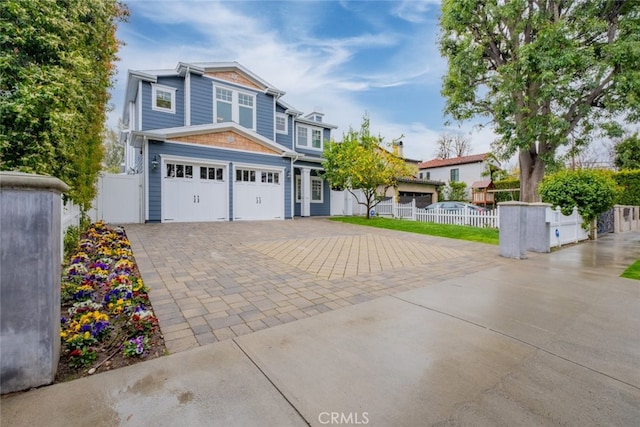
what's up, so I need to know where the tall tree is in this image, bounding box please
[322,115,415,219]
[434,132,472,159]
[614,133,640,170]
[103,126,124,173]
[0,0,128,208]
[440,0,640,202]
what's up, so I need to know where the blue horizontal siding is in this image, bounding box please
[275,114,293,150]
[191,74,213,126]
[147,141,292,221]
[141,77,185,130]
[256,92,274,140]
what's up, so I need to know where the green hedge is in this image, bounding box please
[494,171,640,205]
[613,170,640,206]
[493,178,520,203]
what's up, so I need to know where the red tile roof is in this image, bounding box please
[418,153,488,169]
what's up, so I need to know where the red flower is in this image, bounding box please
[69,349,82,357]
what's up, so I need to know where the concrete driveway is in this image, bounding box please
[125,218,503,353]
[3,230,639,426]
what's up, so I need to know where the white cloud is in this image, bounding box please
[391,0,441,23]
[108,0,494,166]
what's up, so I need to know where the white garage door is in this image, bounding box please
[162,161,227,222]
[233,167,284,220]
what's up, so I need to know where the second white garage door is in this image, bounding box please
[233,167,284,220]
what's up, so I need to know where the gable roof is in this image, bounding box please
[122,61,287,125]
[128,123,297,157]
[471,180,494,189]
[418,153,488,169]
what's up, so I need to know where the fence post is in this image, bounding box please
[572,206,580,242]
[526,202,551,253]
[498,201,528,259]
[1,172,69,393]
[412,199,416,221]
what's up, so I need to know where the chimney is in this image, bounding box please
[394,140,404,158]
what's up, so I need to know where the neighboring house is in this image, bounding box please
[417,153,489,200]
[389,142,444,207]
[121,61,337,222]
[329,141,443,215]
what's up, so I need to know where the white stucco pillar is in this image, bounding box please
[301,167,311,217]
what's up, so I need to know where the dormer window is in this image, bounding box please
[152,84,176,114]
[296,124,324,150]
[276,113,288,134]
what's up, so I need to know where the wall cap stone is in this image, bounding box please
[498,201,529,207]
[0,171,69,193]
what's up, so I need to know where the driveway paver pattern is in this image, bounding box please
[125,218,502,353]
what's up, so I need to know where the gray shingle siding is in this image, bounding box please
[147,141,292,222]
[141,77,184,131]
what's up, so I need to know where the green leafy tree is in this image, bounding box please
[0,0,128,209]
[538,169,619,235]
[614,133,640,170]
[440,0,640,202]
[103,127,124,173]
[444,181,467,201]
[322,115,415,219]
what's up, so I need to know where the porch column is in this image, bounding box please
[301,167,311,217]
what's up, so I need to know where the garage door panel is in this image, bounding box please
[162,161,227,222]
[234,168,283,220]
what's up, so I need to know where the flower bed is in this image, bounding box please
[57,222,166,381]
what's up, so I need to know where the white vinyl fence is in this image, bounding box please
[61,173,142,235]
[375,199,500,228]
[547,206,589,247]
[62,200,82,232]
[373,199,590,247]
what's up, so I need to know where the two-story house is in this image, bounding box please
[121,61,336,223]
[417,153,489,200]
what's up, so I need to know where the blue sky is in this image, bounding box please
[109,0,498,161]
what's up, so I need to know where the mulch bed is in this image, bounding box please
[55,222,167,383]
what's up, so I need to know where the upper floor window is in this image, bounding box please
[450,168,459,182]
[214,85,256,130]
[276,113,288,134]
[297,125,324,151]
[152,84,176,114]
[297,126,308,146]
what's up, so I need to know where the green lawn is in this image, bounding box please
[621,259,640,280]
[329,216,499,245]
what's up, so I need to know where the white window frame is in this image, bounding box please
[295,175,323,203]
[151,84,176,114]
[275,113,288,134]
[213,84,257,131]
[296,124,324,151]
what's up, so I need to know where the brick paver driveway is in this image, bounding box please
[125,218,502,353]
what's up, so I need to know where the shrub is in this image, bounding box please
[444,180,467,201]
[538,169,619,228]
[613,170,640,206]
[493,178,520,203]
